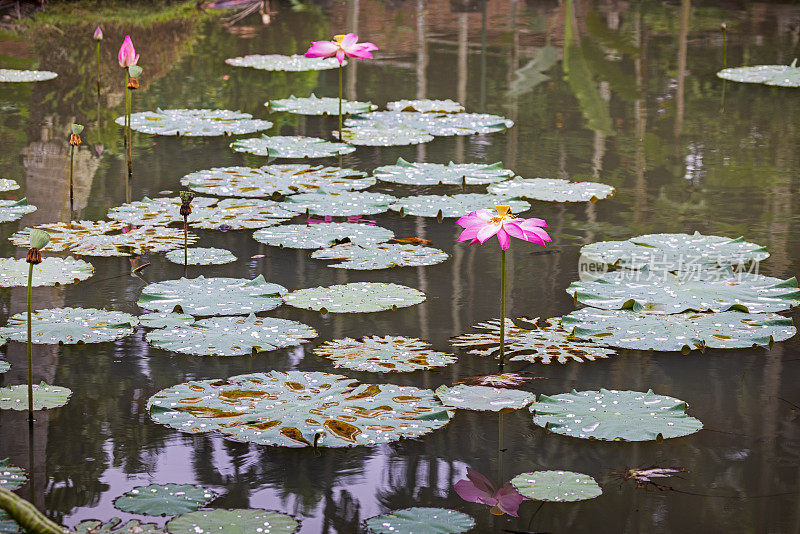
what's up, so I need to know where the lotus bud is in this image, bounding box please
[721,22,727,31]
[29,229,50,250]
[118,35,139,68]
[93,26,103,41]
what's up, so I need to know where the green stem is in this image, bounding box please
[338,64,343,141]
[184,217,188,267]
[722,29,727,68]
[0,489,64,534]
[27,262,33,422]
[497,412,504,486]
[95,41,100,96]
[126,71,132,176]
[499,248,506,368]
[123,71,129,145]
[69,145,74,217]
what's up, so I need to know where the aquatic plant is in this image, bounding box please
[454,468,524,516]
[25,229,49,422]
[364,507,474,533]
[93,26,103,95]
[118,35,139,175]
[178,191,194,267]
[68,124,83,216]
[510,470,602,502]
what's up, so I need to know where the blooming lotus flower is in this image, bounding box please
[457,205,551,250]
[305,33,378,65]
[455,468,525,516]
[93,26,103,41]
[118,35,139,68]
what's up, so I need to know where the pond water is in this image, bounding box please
[1,0,799,532]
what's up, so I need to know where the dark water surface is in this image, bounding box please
[1,1,800,532]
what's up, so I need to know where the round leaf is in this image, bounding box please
[365,507,475,534]
[314,336,457,372]
[347,111,514,136]
[717,64,800,87]
[386,99,464,113]
[268,94,376,115]
[0,179,19,192]
[284,282,425,313]
[0,307,137,344]
[72,518,164,533]
[0,361,8,374]
[0,459,27,491]
[335,125,433,146]
[282,192,395,216]
[0,383,72,410]
[230,135,355,158]
[165,248,236,266]
[510,470,602,502]
[0,257,93,287]
[166,509,297,534]
[311,243,448,270]
[113,483,217,517]
[139,312,195,330]
[253,222,393,250]
[0,69,57,82]
[389,194,530,218]
[116,109,272,136]
[374,158,514,186]
[0,199,35,223]
[435,385,534,412]
[488,177,615,202]
[226,53,342,71]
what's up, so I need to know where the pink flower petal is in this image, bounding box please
[458,226,481,242]
[503,221,525,240]
[497,228,511,249]
[305,41,339,58]
[346,48,374,60]
[340,33,359,50]
[335,50,345,65]
[465,468,496,494]
[476,223,500,244]
[495,484,525,517]
[454,480,493,504]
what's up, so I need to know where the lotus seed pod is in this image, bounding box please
[29,229,50,250]
[71,124,84,135]
[128,65,143,78]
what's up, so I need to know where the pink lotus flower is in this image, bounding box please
[455,468,525,516]
[305,33,378,65]
[93,26,103,41]
[118,35,139,68]
[457,205,550,250]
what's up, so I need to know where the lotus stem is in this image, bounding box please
[126,71,132,177]
[499,248,506,369]
[721,23,727,69]
[338,64,343,142]
[95,41,100,97]
[123,70,128,147]
[184,216,188,267]
[0,489,64,534]
[26,261,33,422]
[69,144,74,216]
[497,412,504,487]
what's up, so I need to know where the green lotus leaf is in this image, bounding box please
[166,509,297,534]
[0,382,72,411]
[165,248,237,266]
[530,388,703,441]
[181,164,373,197]
[268,93,376,115]
[115,109,272,136]
[314,336,457,372]
[373,158,514,186]
[510,470,602,502]
[108,197,296,230]
[0,199,35,223]
[146,314,317,356]
[562,308,796,352]
[717,62,800,87]
[0,179,19,192]
[72,518,164,533]
[488,177,615,202]
[451,317,616,364]
[282,192,396,216]
[147,371,452,447]
[284,282,425,313]
[11,221,197,257]
[335,125,434,146]
[389,194,530,218]
[0,307,137,344]
[0,257,93,287]
[230,135,355,158]
[386,99,465,113]
[0,361,8,374]
[138,275,286,316]
[0,511,19,534]
[435,384,534,412]
[0,69,57,82]
[113,483,217,517]
[226,53,343,71]
[311,243,448,270]
[347,111,514,136]
[0,459,27,491]
[138,312,195,330]
[365,507,475,534]
[253,222,394,250]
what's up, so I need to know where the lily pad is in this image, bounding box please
[226,53,342,71]
[530,388,703,441]
[116,109,272,137]
[373,158,514,186]
[230,135,355,158]
[435,385,534,412]
[113,483,217,517]
[488,177,615,202]
[138,275,286,316]
[0,307,137,344]
[138,312,195,330]
[389,194,530,218]
[717,61,800,87]
[0,179,19,192]
[167,509,297,534]
[365,507,475,534]
[253,222,393,249]
[451,317,617,364]
[282,192,396,216]
[181,164,373,197]
[0,69,57,82]
[268,94,376,115]
[0,256,93,287]
[0,383,72,410]
[147,370,452,447]
[347,111,514,136]
[561,308,796,352]
[311,243,449,270]
[510,471,602,502]
[146,314,317,356]
[165,247,237,265]
[0,459,27,491]
[0,361,8,374]
[0,199,35,223]
[73,518,164,533]
[386,99,465,113]
[10,221,197,256]
[335,125,434,146]
[284,282,425,313]
[314,336,457,372]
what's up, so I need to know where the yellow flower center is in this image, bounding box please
[333,34,345,45]
[490,204,513,224]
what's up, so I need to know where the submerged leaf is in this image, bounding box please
[116,109,272,136]
[231,135,355,158]
[113,483,217,517]
[373,158,514,186]
[0,307,137,344]
[268,94,376,115]
[511,470,602,502]
[435,385,534,412]
[314,336,456,372]
[226,53,342,71]
[311,243,449,270]
[253,222,393,250]
[365,508,475,534]
[488,177,615,202]
[284,282,425,313]
[0,257,93,287]
[0,383,72,410]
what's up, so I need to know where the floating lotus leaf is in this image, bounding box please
[0,256,93,287]
[115,109,272,136]
[562,308,796,352]
[146,314,317,356]
[0,307,137,344]
[373,158,514,186]
[0,179,19,192]
[0,459,26,491]
[335,125,434,146]
[580,232,769,272]
[0,512,18,534]
[225,53,342,71]
[284,282,425,313]
[451,317,616,364]
[717,61,800,87]
[311,243,448,270]
[347,111,514,136]
[530,388,703,441]
[166,509,297,534]
[108,197,296,230]
[389,194,530,218]
[0,199,35,223]
[10,221,197,256]
[0,361,8,374]
[386,99,465,113]
[73,518,164,533]
[314,336,457,372]
[165,248,237,265]
[253,222,393,249]
[365,507,475,534]
[147,370,452,447]
[567,270,800,314]
[435,385,534,412]
[268,94,376,115]
[181,164,372,197]
[230,135,355,158]
[139,312,195,329]
[282,192,396,216]
[0,383,72,410]
[488,177,615,202]
[0,69,57,82]
[138,275,286,316]
[464,372,533,387]
[113,483,217,517]
[510,471,602,502]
